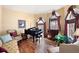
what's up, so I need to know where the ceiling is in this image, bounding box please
[3,5,65,14]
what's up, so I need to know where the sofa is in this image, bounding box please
[0,34,19,53]
[47,41,79,53]
[47,40,79,53]
[59,43,79,53]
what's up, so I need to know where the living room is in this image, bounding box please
[0,5,79,53]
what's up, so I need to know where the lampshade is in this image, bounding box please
[73,28,79,36]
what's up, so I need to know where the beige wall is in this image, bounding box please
[1,5,70,34]
[2,8,35,33]
[0,6,2,34]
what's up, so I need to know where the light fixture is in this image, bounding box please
[73,28,79,36]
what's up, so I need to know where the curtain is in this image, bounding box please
[67,23,75,40]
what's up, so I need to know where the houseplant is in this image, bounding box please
[55,34,65,46]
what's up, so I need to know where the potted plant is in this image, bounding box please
[55,34,65,46]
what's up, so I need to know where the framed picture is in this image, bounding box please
[18,20,26,28]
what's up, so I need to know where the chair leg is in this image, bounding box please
[36,39,38,42]
[33,36,35,43]
[39,38,40,43]
[36,38,40,44]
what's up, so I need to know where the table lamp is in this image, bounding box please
[73,28,79,41]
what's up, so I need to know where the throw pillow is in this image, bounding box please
[0,34,12,43]
[0,47,8,53]
[10,31,17,37]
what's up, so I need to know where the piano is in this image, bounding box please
[24,27,42,42]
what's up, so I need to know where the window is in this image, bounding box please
[49,11,60,30]
[67,23,75,40]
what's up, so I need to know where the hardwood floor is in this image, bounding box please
[18,39,37,53]
[18,38,57,53]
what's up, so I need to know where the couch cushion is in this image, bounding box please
[7,30,17,37]
[2,40,19,53]
[47,46,59,53]
[0,34,12,43]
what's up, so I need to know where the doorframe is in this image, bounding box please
[36,20,46,37]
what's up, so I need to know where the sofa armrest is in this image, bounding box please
[59,44,79,53]
[2,39,19,53]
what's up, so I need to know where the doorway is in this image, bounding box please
[36,17,46,37]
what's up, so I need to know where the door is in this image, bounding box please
[38,24,44,37]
